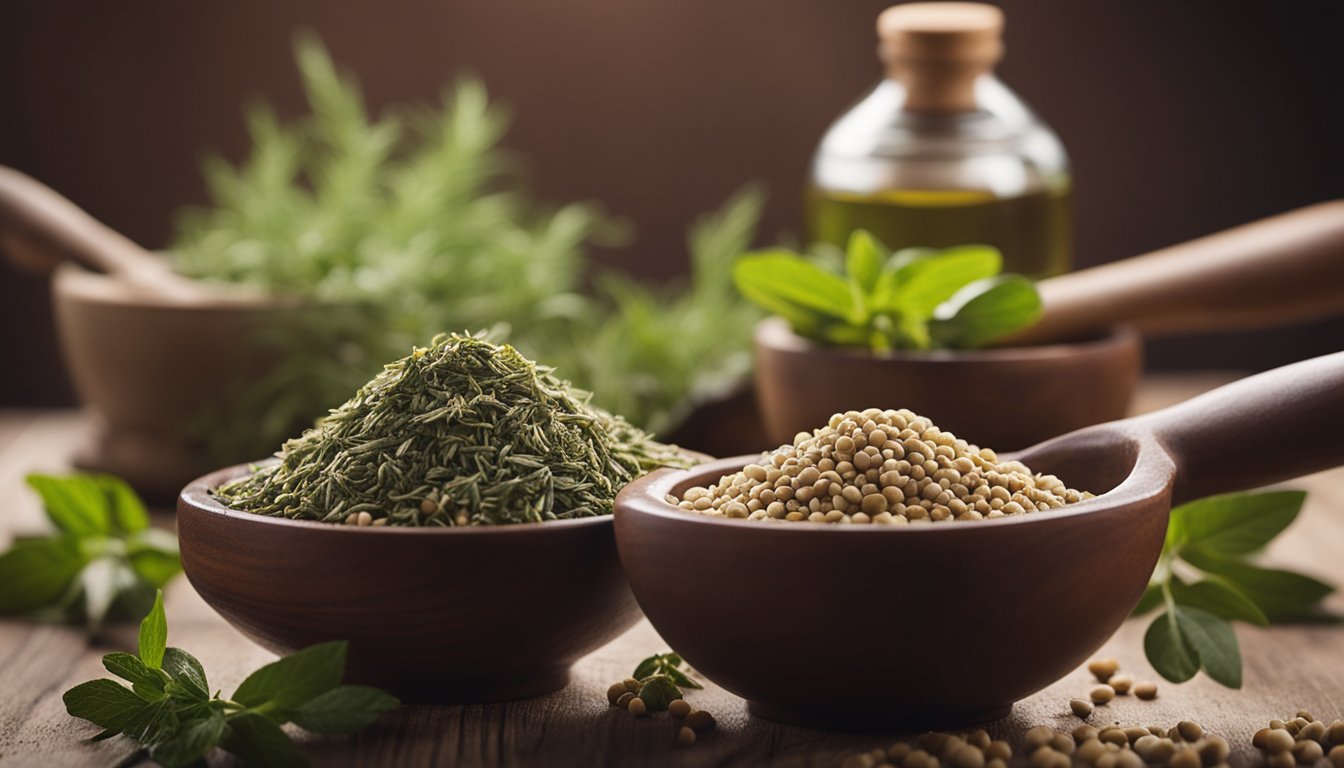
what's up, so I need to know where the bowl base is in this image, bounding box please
[367,668,573,705]
[746,700,1013,732]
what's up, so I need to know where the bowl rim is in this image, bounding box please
[754,315,1141,362]
[180,462,619,536]
[616,442,1173,536]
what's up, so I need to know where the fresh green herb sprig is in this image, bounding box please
[633,652,704,706]
[733,230,1042,353]
[0,474,179,630]
[1136,490,1337,688]
[64,591,398,768]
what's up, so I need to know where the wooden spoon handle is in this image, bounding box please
[0,165,162,280]
[1137,351,1344,506]
[1008,201,1344,346]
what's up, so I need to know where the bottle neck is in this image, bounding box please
[886,60,992,114]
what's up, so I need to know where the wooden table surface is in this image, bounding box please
[1,375,1341,768]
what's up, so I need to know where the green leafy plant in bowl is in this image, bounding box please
[734,229,1042,352]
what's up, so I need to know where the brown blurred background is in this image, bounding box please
[2,0,1341,406]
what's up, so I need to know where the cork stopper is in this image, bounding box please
[877,2,1004,113]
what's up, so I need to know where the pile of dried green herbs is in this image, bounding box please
[215,334,690,526]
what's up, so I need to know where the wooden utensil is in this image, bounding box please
[756,201,1344,450]
[177,464,644,703]
[616,351,1344,729]
[0,165,219,301]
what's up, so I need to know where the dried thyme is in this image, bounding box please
[215,334,690,525]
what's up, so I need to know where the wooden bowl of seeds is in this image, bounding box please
[615,353,1344,729]
[178,462,644,704]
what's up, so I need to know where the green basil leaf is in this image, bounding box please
[1168,491,1304,556]
[928,275,1042,349]
[123,698,180,746]
[871,247,934,309]
[664,666,703,690]
[103,652,163,689]
[0,536,86,613]
[1170,578,1269,627]
[139,590,168,669]
[1144,610,1199,684]
[233,641,346,710]
[288,684,399,734]
[126,532,183,588]
[1143,606,1242,688]
[845,229,884,295]
[1131,583,1164,616]
[637,675,681,712]
[734,251,857,320]
[631,655,660,681]
[100,475,150,535]
[1182,549,1334,621]
[25,474,112,536]
[150,709,225,768]
[163,647,211,701]
[884,245,1001,319]
[63,678,149,734]
[220,712,309,768]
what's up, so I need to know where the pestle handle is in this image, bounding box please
[0,165,207,299]
[1006,201,1344,346]
[1135,350,1344,506]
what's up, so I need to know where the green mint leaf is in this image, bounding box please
[664,666,703,690]
[25,474,112,536]
[871,247,936,309]
[138,590,168,669]
[845,230,884,296]
[103,652,164,689]
[631,655,660,681]
[83,557,139,631]
[232,641,346,710]
[734,251,857,321]
[127,543,184,589]
[63,678,149,734]
[123,698,180,745]
[288,685,399,734]
[149,709,225,768]
[928,275,1042,349]
[1182,548,1335,621]
[1168,490,1304,555]
[99,475,150,535]
[162,647,211,701]
[1170,578,1269,627]
[1143,606,1242,688]
[1132,583,1164,616]
[884,245,1001,319]
[0,536,86,613]
[637,675,681,712]
[220,712,310,768]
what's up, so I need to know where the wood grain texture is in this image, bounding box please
[1,376,1341,768]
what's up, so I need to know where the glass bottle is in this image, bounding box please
[806,2,1072,277]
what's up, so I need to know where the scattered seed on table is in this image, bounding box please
[1071,699,1094,718]
[676,726,696,746]
[616,692,635,708]
[668,699,691,719]
[1109,674,1133,695]
[1301,720,1327,742]
[1167,747,1200,768]
[1090,684,1116,704]
[1123,727,1151,745]
[1073,725,1099,744]
[1050,734,1076,755]
[1264,729,1295,754]
[623,677,641,691]
[1268,751,1296,768]
[1328,745,1344,768]
[951,744,985,768]
[1176,721,1203,742]
[1134,681,1158,700]
[1294,741,1325,764]
[606,682,628,705]
[627,697,647,716]
[685,709,716,734]
[1025,726,1056,751]
[1087,658,1119,683]
[985,741,1012,761]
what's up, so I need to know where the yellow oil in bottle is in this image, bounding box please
[805,184,1072,278]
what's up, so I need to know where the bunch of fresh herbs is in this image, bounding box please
[64,591,398,768]
[215,333,691,525]
[630,652,703,712]
[172,35,764,458]
[1136,490,1337,688]
[0,474,179,630]
[734,230,1041,353]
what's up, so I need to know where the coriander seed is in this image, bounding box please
[1133,681,1158,700]
[1071,699,1094,718]
[1089,684,1116,704]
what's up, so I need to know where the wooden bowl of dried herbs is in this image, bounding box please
[178,334,697,703]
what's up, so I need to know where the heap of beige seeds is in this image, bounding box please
[1253,711,1344,767]
[604,678,716,746]
[840,721,1231,768]
[672,408,1091,524]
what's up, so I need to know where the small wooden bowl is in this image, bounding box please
[178,464,643,703]
[616,351,1344,729]
[754,317,1142,452]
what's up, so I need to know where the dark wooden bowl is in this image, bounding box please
[616,353,1344,729]
[754,317,1142,452]
[178,464,643,703]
